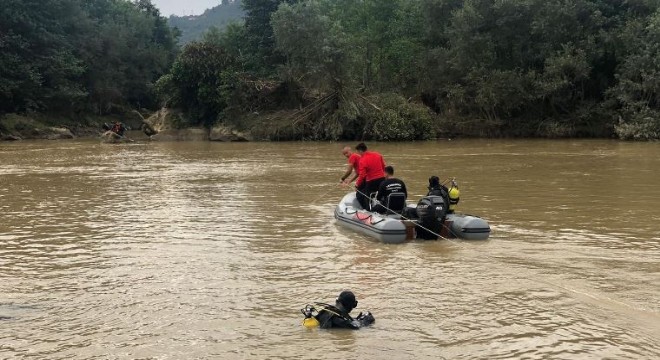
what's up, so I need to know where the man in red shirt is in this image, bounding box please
[354,142,386,210]
[340,146,360,186]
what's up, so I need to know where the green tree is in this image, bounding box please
[159,42,238,126]
[78,0,179,113]
[420,0,636,135]
[271,0,347,91]
[242,0,295,76]
[0,0,86,113]
[201,23,248,67]
[610,8,660,139]
[0,0,178,115]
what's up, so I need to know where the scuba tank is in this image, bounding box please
[301,304,320,328]
[448,179,460,213]
[303,317,320,328]
[301,303,375,328]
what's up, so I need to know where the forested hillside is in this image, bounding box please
[168,0,244,45]
[0,0,177,114]
[2,0,659,141]
[156,0,660,140]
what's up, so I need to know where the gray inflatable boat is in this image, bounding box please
[334,192,490,243]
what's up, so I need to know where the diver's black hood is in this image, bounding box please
[337,291,358,312]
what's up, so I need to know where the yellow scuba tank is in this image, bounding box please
[301,304,320,328]
[448,180,460,213]
[302,317,320,328]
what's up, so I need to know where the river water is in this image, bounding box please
[0,139,658,359]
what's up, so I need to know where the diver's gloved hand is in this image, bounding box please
[356,311,375,326]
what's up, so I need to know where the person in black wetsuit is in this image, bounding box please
[372,166,407,214]
[427,175,451,210]
[315,291,375,329]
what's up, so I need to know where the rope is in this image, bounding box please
[352,187,462,241]
[310,184,345,205]
[340,179,657,325]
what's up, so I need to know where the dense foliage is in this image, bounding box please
[156,41,238,127]
[0,0,178,115]
[153,0,660,140]
[3,0,660,140]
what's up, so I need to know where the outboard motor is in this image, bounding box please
[415,195,448,240]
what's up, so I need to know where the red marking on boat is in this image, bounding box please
[354,212,373,225]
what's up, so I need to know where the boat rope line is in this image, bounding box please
[310,184,346,206]
[351,188,654,316]
[353,188,463,242]
[356,186,647,312]
[338,178,653,316]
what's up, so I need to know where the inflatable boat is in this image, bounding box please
[334,192,490,244]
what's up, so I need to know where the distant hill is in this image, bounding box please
[168,0,245,45]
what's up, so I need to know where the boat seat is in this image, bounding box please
[384,192,407,214]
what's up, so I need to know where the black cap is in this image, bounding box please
[338,290,358,310]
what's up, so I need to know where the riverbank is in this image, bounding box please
[0,111,147,141]
[0,109,254,142]
[0,106,643,142]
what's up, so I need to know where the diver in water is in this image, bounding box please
[301,290,375,329]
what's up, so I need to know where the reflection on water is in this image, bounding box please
[1,139,659,359]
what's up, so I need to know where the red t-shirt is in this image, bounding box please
[356,151,386,187]
[348,153,360,173]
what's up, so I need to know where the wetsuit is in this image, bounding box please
[355,151,386,210]
[373,178,407,213]
[315,302,374,329]
[316,302,360,329]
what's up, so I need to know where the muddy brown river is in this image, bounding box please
[1,139,659,359]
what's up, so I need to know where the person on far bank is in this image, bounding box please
[354,142,386,210]
[372,165,407,214]
[340,145,360,186]
[110,121,127,137]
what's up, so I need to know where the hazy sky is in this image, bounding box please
[151,0,221,16]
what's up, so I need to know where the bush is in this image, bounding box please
[615,109,660,140]
[362,93,435,141]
